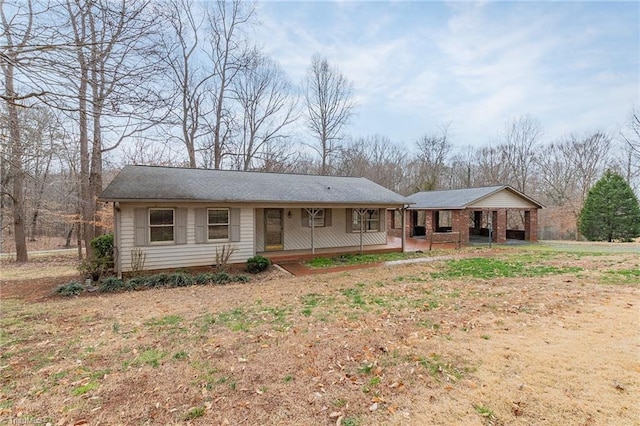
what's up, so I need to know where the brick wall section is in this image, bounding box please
[451,210,470,244]
[386,210,399,237]
[425,210,434,232]
[525,209,538,242]
[495,209,507,243]
[386,210,413,240]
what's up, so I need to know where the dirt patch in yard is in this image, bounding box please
[0,247,638,425]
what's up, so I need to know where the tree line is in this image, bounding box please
[2,0,639,261]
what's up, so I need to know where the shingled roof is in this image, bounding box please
[100,165,410,206]
[407,185,544,210]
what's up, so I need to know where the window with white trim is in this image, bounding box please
[208,208,229,240]
[149,208,174,242]
[352,209,380,232]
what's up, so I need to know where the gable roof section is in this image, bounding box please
[407,185,544,210]
[100,165,410,206]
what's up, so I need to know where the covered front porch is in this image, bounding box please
[257,240,401,263]
[257,234,463,263]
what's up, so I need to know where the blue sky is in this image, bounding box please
[252,1,639,149]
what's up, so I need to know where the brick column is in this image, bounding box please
[496,209,507,243]
[405,210,412,239]
[451,209,470,245]
[525,209,538,242]
[460,209,470,244]
[425,210,435,233]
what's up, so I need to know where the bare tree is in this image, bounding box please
[498,114,542,194]
[160,0,214,168]
[472,145,510,187]
[233,55,298,171]
[17,107,60,241]
[0,0,38,262]
[446,146,476,189]
[336,135,407,191]
[536,131,611,239]
[414,124,452,191]
[304,54,355,175]
[204,0,255,169]
[59,0,163,257]
[619,106,640,191]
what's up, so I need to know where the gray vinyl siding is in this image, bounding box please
[118,203,254,273]
[256,208,386,252]
[469,191,538,209]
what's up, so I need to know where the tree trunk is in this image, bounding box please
[65,225,73,248]
[4,54,28,262]
[29,210,38,242]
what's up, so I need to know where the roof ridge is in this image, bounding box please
[124,164,368,180]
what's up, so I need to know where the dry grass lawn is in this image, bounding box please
[1,246,639,425]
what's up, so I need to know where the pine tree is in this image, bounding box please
[578,170,640,241]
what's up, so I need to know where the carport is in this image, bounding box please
[390,186,544,248]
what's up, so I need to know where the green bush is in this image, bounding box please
[91,234,114,266]
[78,258,104,281]
[193,273,214,285]
[168,272,193,287]
[78,234,115,281]
[146,273,169,288]
[246,256,271,274]
[125,276,148,290]
[100,277,125,293]
[94,271,250,294]
[54,281,85,296]
[210,271,231,284]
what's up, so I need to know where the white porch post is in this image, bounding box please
[355,208,367,254]
[305,208,321,255]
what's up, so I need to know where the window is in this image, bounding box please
[352,209,380,232]
[308,209,325,227]
[301,208,331,227]
[208,208,229,240]
[149,208,174,242]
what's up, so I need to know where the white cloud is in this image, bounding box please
[253,1,639,147]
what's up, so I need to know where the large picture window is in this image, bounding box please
[149,208,174,242]
[352,209,380,232]
[208,208,229,240]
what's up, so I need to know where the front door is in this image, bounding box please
[264,208,284,250]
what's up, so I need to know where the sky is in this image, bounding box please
[251,0,639,150]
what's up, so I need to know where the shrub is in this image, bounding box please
[193,273,214,285]
[233,274,250,283]
[246,255,271,274]
[125,276,148,290]
[168,272,193,287]
[54,281,85,297]
[78,258,105,282]
[91,234,114,267]
[100,277,126,293]
[146,273,170,288]
[210,271,231,284]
